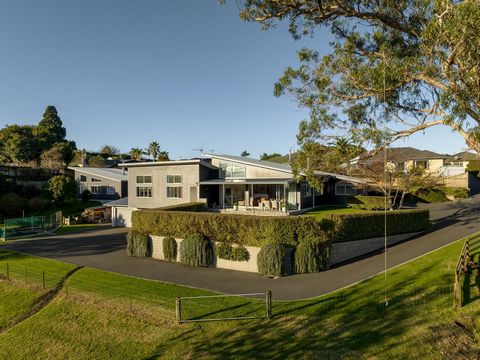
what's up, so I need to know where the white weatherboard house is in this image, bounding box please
[109,153,365,227]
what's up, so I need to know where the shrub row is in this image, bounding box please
[179,234,213,267]
[156,202,207,212]
[126,230,151,257]
[326,209,430,243]
[215,243,250,262]
[163,236,177,261]
[132,211,327,247]
[346,195,390,210]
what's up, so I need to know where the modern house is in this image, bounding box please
[110,154,365,227]
[69,167,128,201]
[445,151,480,170]
[356,147,447,174]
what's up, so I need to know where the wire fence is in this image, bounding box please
[0,212,62,240]
[176,291,272,323]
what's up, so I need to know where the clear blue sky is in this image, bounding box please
[0,0,467,159]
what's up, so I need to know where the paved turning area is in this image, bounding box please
[2,197,480,300]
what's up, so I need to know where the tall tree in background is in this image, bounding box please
[157,150,170,161]
[241,150,250,157]
[36,105,66,151]
[238,0,480,181]
[260,152,282,160]
[130,148,143,161]
[148,141,160,160]
[0,125,40,164]
[99,145,120,156]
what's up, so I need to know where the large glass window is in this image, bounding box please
[80,175,87,182]
[167,175,182,183]
[106,186,115,195]
[219,162,246,178]
[167,186,182,198]
[136,175,152,184]
[335,183,356,196]
[91,177,101,182]
[166,174,182,198]
[136,175,152,197]
[300,183,312,197]
[91,186,101,194]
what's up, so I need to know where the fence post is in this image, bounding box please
[266,290,272,319]
[129,290,132,312]
[25,266,28,284]
[454,274,461,307]
[6,263,9,280]
[42,271,46,289]
[176,297,182,324]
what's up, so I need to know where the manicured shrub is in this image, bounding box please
[126,230,151,257]
[163,236,177,262]
[257,244,293,277]
[327,209,430,242]
[294,239,331,274]
[180,234,213,267]
[440,186,469,199]
[131,210,324,247]
[215,243,250,262]
[157,202,207,212]
[416,188,448,203]
[346,195,389,210]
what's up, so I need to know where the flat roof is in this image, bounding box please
[68,167,128,181]
[198,178,293,185]
[103,197,128,207]
[121,159,217,170]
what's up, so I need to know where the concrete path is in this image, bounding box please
[2,198,480,300]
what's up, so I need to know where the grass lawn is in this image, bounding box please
[25,200,102,217]
[303,205,369,219]
[53,224,105,235]
[0,235,479,358]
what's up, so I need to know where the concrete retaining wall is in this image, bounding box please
[329,232,422,266]
[150,235,260,273]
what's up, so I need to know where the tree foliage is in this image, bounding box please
[99,145,120,156]
[241,150,251,157]
[44,175,75,204]
[260,152,282,160]
[239,0,480,153]
[36,105,66,151]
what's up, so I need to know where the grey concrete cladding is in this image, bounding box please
[69,167,128,200]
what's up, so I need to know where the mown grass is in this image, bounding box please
[25,200,102,217]
[0,282,45,329]
[53,224,104,234]
[0,235,479,359]
[303,205,368,218]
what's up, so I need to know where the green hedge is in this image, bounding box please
[179,234,213,267]
[215,243,250,262]
[326,209,430,243]
[126,230,151,257]
[294,239,331,273]
[163,236,177,262]
[257,244,294,277]
[132,211,327,247]
[346,195,390,210]
[156,202,207,212]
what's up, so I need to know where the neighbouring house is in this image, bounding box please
[356,147,447,174]
[69,167,128,201]
[445,151,480,170]
[109,153,365,227]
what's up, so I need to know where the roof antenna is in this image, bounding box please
[192,142,204,155]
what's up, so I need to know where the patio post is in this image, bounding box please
[222,184,225,210]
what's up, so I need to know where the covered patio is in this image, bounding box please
[198,178,298,214]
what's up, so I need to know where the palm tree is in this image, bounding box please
[148,141,160,161]
[130,148,143,161]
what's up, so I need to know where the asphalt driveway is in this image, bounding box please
[2,197,480,300]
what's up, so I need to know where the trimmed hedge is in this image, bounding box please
[346,195,390,210]
[163,236,177,261]
[156,202,207,212]
[326,209,430,243]
[126,230,151,257]
[294,239,331,273]
[132,211,327,247]
[215,243,250,262]
[257,244,293,277]
[180,234,213,267]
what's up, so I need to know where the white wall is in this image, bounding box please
[112,206,136,227]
